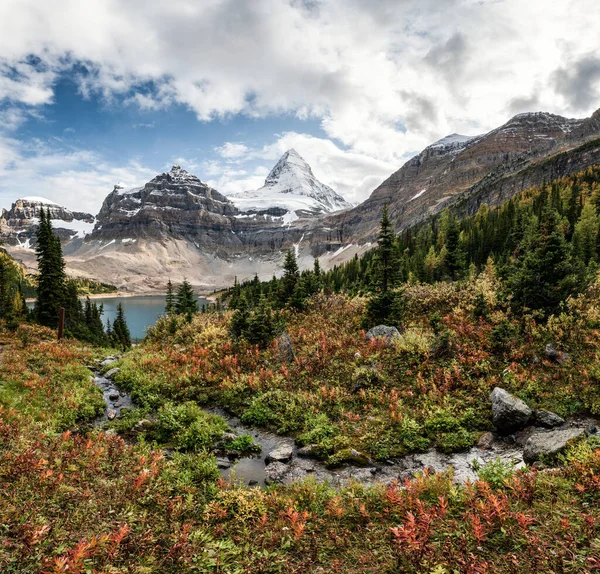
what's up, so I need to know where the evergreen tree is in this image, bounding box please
[505,206,581,314]
[230,295,250,341]
[165,279,175,314]
[280,249,299,305]
[374,204,397,293]
[313,258,321,276]
[440,211,464,280]
[175,279,198,320]
[111,303,132,350]
[573,201,599,265]
[35,209,66,328]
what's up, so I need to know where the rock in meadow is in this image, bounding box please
[366,325,400,346]
[490,387,532,434]
[131,419,154,434]
[266,444,294,464]
[477,431,495,450]
[276,332,295,363]
[534,409,565,428]
[297,444,318,458]
[264,461,290,485]
[523,427,586,464]
[104,367,121,379]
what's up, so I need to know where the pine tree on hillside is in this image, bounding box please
[573,201,599,266]
[175,279,198,320]
[440,211,464,280]
[111,303,131,350]
[505,206,582,314]
[313,258,321,276]
[280,249,299,305]
[364,204,404,328]
[374,203,397,293]
[165,279,175,314]
[35,209,67,328]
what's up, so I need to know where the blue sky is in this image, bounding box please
[0,0,599,214]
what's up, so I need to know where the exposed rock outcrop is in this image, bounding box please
[0,197,94,248]
[490,387,532,434]
[366,325,400,346]
[522,428,586,464]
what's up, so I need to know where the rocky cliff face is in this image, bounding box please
[0,197,95,248]
[65,165,313,291]
[311,109,600,252]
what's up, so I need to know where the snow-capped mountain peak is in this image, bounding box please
[228,149,351,222]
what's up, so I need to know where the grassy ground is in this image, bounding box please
[111,267,600,463]
[2,271,600,572]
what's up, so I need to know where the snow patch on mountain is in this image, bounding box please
[20,196,60,206]
[227,149,351,219]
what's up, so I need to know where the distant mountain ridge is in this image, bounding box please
[3,108,600,292]
[310,109,600,252]
[0,197,95,249]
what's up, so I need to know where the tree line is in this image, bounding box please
[222,166,600,326]
[0,210,131,349]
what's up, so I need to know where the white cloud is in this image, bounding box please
[1,0,600,208]
[0,136,156,213]
[215,142,250,159]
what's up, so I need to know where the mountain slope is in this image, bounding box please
[313,109,600,249]
[228,149,351,222]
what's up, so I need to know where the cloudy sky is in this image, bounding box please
[0,0,599,213]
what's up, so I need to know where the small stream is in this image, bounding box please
[91,361,530,488]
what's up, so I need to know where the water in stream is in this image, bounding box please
[92,364,528,488]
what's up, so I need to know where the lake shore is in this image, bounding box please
[26,291,218,304]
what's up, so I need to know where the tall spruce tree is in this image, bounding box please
[175,279,198,319]
[165,279,175,314]
[505,206,581,315]
[375,203,397,293]
[35,209,67,328]
[111,303,132,350]
[280,249,299,305]
[364,204,404,328]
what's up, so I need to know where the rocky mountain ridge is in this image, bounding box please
[309,109,600,252]
[0,197,95,249]
[4,108,600,292]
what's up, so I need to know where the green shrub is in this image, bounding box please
[473,457,515,488]
[153,401,228,451]
[223,433,261,454]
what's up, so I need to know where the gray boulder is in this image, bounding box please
[131,419,154,434]
[366,325,400,346]
[534,409,565,428]
[108,391,120,401]
[276,332,295,363]
[544,343,571,364]
[104,367,121,379]
[477,431,495,450]
[544,343,560,362]
[490,387,532,434]
[523,427,586,464]
[297,444,318,458]
[266,444,294,464]
[264,461,290,484]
